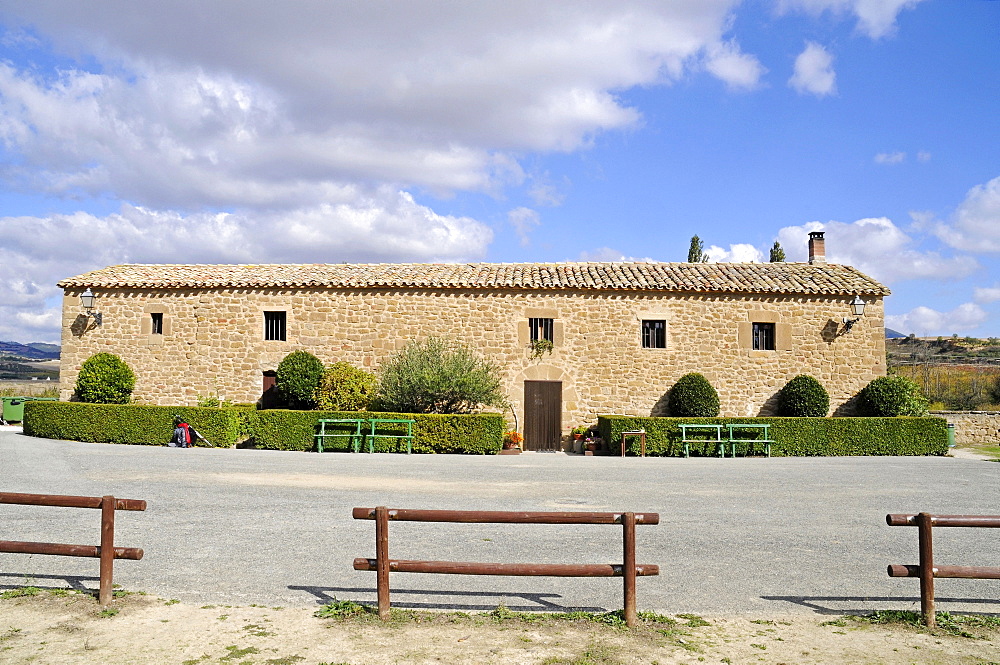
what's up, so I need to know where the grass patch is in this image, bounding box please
[313,599,370,620]
[860,610,1000,638]
[220,645,259,661]
[957,441,1000,461]
[0,587,41,600]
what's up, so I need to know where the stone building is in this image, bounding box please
[58,232,889,450]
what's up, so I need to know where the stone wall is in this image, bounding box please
[60,286,886,431]
[931,411,1000,444]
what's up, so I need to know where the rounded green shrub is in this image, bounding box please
[777,374,830,417]
[74,353,136,404]
[314,362,378,411]
[667,372,720,417]
[857,375,929,416]
[275,350,324,409]
[376,336,508,414]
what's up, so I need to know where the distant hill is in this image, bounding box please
[885,328,907,339]
[0,341,60,360]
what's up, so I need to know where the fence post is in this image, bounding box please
[917,512,935,627]
[375,506,390,619]
[99,496,115,607]
[623,512,636,627]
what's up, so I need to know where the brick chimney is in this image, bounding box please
[808,231,826,265]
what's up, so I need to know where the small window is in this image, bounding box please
[264,311,287,341]
[150,312,163,335]
[641,320,665,348]
[528,317,554,343]
[752,322,775,350]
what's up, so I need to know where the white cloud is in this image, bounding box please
[705,243,764,263]
[934,176,1000,253]
[0,2,756,208]
[974,285,1000,304]
[885,303,988,337]
[0,193,491,341]
[874,151,906,164]
[776,218,978,283]
[777,0,928,39]
[508,207,542,247]
[577,248,657,262]
[917,150,931,163]
[789,42,837,97]
[704,40,766,90]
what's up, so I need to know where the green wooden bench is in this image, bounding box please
[316,419,367,453]
[367,418,414,454]
[726,423,772,457]
[679,424,726,458]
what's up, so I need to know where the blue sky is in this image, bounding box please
[0,0,997,344]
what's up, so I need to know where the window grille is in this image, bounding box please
[752,322,775,350]
[528,317,554,343]
[264,311,287,341]
[150,313,163,335]
[641,320,666,348]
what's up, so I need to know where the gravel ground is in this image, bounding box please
[1,429,998,618]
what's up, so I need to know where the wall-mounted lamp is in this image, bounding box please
[842,295,866,332]
[80,288,102,326]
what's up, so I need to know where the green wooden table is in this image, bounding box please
[679,424,725,458]
[726,423,773,457]
[368,418,414,454]
[316,419,367,453]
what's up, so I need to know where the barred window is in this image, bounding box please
[150,312,163,335]
[528,317,554,343]
[752,322,775,350]
[264,311,287,341]
[641,320,666,348]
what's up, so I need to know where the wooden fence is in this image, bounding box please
[0,492,145,606]
[353,507,659,627]
[887,512,1000,627]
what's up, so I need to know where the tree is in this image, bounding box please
[314,362,378,411]
[777,374,829,417]
[667,372,720,417]
[857,375,929,416]
[687,235,708,263]
[75,353,136,404]
[769,241,785,263]
[275,350,325,409]
[375,336,508,414]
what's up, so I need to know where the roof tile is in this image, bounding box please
[57,262,890,296]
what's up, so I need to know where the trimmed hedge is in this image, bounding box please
[250,409,504,454]
[598,415,948,457]
[22,401,504,454]
[23,401,249,447]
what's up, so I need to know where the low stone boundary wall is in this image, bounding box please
[931,411,1000,444]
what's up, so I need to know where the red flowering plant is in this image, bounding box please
[503,431,523,449]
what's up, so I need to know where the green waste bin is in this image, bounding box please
[1,397,27,423]
[1,396,57,424]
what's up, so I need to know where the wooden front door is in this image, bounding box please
[524,380,562,451]
[260,371,278,409]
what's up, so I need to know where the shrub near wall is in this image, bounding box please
[248,409,504,454]
[598,416,948,457]
[23,401,249,447]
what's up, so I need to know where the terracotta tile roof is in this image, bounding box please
[58,262,890,296]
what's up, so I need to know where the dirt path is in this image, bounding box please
[1,591,997,665]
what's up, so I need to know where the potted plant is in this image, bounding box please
[571,425,588,441]
[502,431,523,451]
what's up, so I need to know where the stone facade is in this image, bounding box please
[59,261,888,438]
[931,411,1000,444]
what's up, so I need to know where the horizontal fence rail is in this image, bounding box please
[886,512,1000,627]
[0,492,146,606]
[353,506,659,627]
